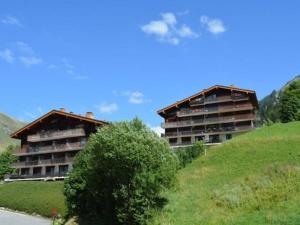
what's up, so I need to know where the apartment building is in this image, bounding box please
[7,109,106,181]
[157,85,259,147]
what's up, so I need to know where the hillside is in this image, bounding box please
[152,122,300,225]
[259,75,300,123]
[0,113,26,151]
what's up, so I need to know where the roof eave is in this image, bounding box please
[10,110,107,139]
[157,85,258,116]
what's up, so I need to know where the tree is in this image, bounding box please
[174,141,205,168]
[279,80,300,123]
[64,118,178,225]
[0,145,17,180]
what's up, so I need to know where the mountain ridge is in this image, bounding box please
[259,75,300,123]
[0,112,26,151]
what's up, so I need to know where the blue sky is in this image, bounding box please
[1,1,299,133]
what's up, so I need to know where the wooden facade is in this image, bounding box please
[157,85,259,147]
[7,109,106,181]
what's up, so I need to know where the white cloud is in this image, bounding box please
[161,12,177,26]
[19,56,43,66]
[149,125,165,136]
[116,91,151,104]
[141,21,169,37]
[16,41,34,54]
[0,49,14,63]
[201,16,226,34]
[96,102,118,114]
[141,12,198,45]
[128,91,145,104]
[1,15,22,26]
[178,24,199,38]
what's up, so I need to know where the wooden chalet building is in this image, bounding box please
[157,85,259,147]
[6,109,106,181]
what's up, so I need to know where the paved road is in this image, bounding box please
[0,209,51,225]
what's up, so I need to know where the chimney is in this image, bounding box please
[86,112,94,119]
[60,108,66,112]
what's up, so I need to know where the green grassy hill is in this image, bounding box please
[0,112,26,151]
[0,123,299,224]
[152,122,300,225]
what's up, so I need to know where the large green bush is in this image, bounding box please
[64,118,178,225]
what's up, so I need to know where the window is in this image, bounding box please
[59,165,69,175]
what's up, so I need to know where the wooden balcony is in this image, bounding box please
[27,128,86,142]
[162,114,255,128]
[190,95,249,106]
[13,141,85,156]
[177,104,254,117]
[165,125,254,138]
[12,158,74,168]
[6,172,68,180]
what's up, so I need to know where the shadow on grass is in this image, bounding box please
[74,197,169,225]
[76,217,109,225]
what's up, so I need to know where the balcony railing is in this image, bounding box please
[190,95,249,106]
[12,158,74,168]
[163,114,255,128]
[27,128,86,142]
[13,141,85,156]
[165,125,254,138]
[177,104,253,117]
[169,139,223,147]
[5,172,68,180]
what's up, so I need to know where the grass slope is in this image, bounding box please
[0,112,26,151]
[0,181,66,217]
[152,122,300,225]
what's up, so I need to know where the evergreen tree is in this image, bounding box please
[279,81,300,123]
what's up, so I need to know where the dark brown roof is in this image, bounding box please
[11,109,107,139]
[157,85,258,116]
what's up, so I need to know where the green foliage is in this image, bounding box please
[0,145,17,180]
[0,181,66,217]
[151,122,300,225]
[279,80,300,123]
[174,141,205,168]
[64,118,178,225]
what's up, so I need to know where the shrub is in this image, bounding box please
[0,145,17,180]
[174,141,204,168]
[64,118,178,225]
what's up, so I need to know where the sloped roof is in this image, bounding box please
[157,85,258,116]
[11,109,107,139]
